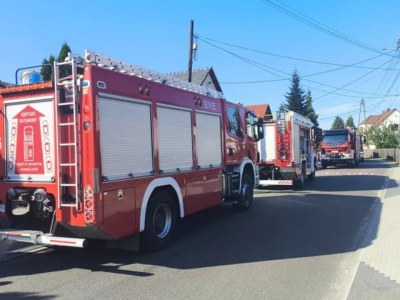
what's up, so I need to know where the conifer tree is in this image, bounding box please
[331,116,345,129]
[58,42,72,79]
[305,89,319,128]
[345,116,355,128]
[40,42,72,81]
[41,55,55,81]
[280,70,307,116]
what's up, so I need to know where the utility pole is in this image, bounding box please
[188,19,194,83]
[358,98,366,129]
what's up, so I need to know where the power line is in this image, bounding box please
[197,35,398,70]
[313,56,397,100]
[199,37,399,98]
[259,0,397,57]
[318,96,399,123]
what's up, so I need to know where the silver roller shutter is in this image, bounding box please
[196,112,222,168]
[157,106,193,173]
[99,95,153,181]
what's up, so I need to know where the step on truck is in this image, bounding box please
[256,110,317,189]
[0,50,264,252]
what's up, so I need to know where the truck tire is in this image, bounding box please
[294,164,306,189]
[233,173,253,211]
[349,159,355,168]
[307,167,315,181]
[140,189,178,253]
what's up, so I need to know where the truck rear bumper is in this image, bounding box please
[258,165,298,186]
[259,179,293,186]
[0,229,87,248]
[322,158,352,165]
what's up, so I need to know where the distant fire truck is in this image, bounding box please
[0,50,264,252]
[256,110,317,188]
[320,128,361,168]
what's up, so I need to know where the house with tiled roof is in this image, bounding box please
[245,104,273,121]
[359,108,400,149]
[169,67,222,93]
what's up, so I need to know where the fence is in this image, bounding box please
[364,148,400,163]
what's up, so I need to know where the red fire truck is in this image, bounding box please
[0,50,264,252]
[256,110,317,189]
[320,128,361,168]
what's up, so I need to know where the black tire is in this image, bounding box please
[307,170,315,181]
[140,190,178,253]
[294,164,306,189]
[349,159,355,168]
[307,159,316,181]
[232,173,253,211]
[321,162,327,169]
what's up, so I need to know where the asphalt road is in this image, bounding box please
[0,159,392,300]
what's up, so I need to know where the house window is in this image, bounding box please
[390,124,399,131]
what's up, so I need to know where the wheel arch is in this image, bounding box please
[140,177,183,232]
[235,157,257,187]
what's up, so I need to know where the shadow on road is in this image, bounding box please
[0,292,56,299]
[1,157,394,281]
[0,190,381,278]
[322,158,398,170]
[258,159,397,193]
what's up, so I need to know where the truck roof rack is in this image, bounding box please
[83,49,225,100]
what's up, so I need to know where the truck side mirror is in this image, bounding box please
[314,128,322,143]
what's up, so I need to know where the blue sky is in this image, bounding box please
[1,0,399,129]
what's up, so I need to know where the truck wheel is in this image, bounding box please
[233,173,253,211]
[307,159,316,181]
[307,169,315,181]
[349,159,355,168]
[294,164,306,189]
[140,190,178,253]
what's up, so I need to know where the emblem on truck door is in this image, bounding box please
[97,81,106,89]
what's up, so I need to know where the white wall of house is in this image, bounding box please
[360,110,400,149]
[202,73,217,91]
[382,110,400,128]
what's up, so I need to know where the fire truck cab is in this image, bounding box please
[320,128,361,168]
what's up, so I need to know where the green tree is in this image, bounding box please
[345,116,355,128]
[305,89,319,128]
[58,42,72,79]
[41,55,55,81]
[331,116,345,129]
[365,125,400,148]
[40,42,72,81]
[281,70,307,115]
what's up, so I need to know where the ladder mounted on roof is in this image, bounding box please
[83,49,225,100]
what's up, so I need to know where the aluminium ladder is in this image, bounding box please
[54,53,83,209]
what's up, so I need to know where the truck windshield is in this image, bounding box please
[322,134,347,146]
